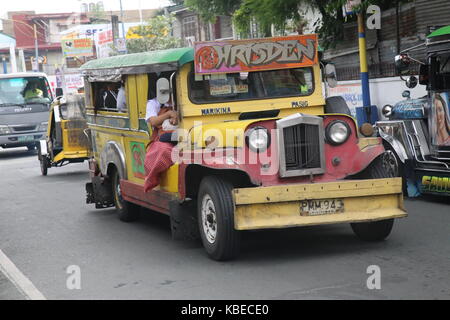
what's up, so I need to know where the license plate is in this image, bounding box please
[300,199,345,216]
[18,135,34,142]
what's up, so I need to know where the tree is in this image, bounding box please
[124,14,182,54]
[183,0,413,48]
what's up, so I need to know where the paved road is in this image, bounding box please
[0,147,449,300]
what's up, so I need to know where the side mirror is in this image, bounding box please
[324,64,338,88]
[55,87,64,97]
[156,78,171,105]
[395,54,411,76]
[406,76,418,89]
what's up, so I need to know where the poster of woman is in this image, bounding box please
[432,92,450,146]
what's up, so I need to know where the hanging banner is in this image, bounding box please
[431,92,450,146]
[62,38,94,58]
[98,29,113,45]
[194,34,318,74]
[343,0,361,17]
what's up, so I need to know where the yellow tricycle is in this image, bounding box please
[38,93,90,176]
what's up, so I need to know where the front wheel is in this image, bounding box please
[40,157,49,176]
[198,176,240,261]
[351,153,397,241]
[351,219,394,241]
[112,169,140,222]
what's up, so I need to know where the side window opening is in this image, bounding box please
[92,81,121,112]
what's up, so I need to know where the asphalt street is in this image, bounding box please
[0,147,449,300]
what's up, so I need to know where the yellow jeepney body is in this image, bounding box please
[81,43,405,235]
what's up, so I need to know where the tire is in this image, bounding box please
[40,157,48,176]
[383,142,407,195]
[197,176,240,261]
[27,144,37,152]
[351,153,396,241]
[351,219,394,242]
[112,169,140,222]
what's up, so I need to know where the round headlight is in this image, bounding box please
[246,127,270,152]
[382,105,393,117]
[326,120,351,145]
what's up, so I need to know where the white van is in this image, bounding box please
[0,73,53,151]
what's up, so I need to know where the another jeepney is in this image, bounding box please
[378,25,450,197]
[81,35,406,261]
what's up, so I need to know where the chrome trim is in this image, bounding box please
[99,141,128,180]
[377,121,412,163]
[277,113,325,178]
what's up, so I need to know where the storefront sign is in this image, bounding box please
[98,30,113,45]
[62,38,94,58]
[194,35,318,74]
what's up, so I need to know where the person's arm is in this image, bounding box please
[146,99,177,127]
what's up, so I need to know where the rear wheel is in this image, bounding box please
[112,169,140,222]
[198,176,240,261]
[351,153,397,241]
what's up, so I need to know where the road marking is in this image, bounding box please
[0,249,46,300]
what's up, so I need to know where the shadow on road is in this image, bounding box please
[87,203,391,262]
[0,147,37,160]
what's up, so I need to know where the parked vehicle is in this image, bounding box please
[37,93,90,176]
[377,25,450,197]
[0,73,52,151]
[81,35,406,261]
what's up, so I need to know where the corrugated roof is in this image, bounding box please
[80,47,194,71]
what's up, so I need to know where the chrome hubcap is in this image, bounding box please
[201,194,217,244]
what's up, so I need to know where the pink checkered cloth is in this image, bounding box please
[143,141,174,192]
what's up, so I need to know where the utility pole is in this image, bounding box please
[33,24,39,72]
[357,12,372,123]
[119,0,128,53]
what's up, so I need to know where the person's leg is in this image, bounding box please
[144,141,174,192]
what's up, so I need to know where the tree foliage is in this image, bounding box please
[183,0,413,48]
[124,14,182,54]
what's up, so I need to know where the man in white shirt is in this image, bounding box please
[116,77,127,112]
[145,97,177,130]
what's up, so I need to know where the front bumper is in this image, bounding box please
[233,178,406,230]
[0,132,45,148]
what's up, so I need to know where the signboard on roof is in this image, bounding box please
[62,38,94,57]
[194,35,319,74]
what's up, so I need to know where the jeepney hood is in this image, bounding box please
[189,118,277,148]
[390,97,429,120]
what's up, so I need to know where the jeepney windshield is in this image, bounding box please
[432,53,450,90]
[60,94,86,120]
[0,77,52,106]
[189,67,314,104]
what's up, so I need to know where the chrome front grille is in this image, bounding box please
[277,114,325,178]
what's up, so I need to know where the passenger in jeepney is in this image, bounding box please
[117,76,127,112]
[95,82,118,109]
[434,93,450,146]
[143,75,178,192]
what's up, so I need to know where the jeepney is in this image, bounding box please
[378,25,450,197]
[81,34,406,261]
[37,93,90,176]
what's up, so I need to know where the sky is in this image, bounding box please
[0,0,173,17]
